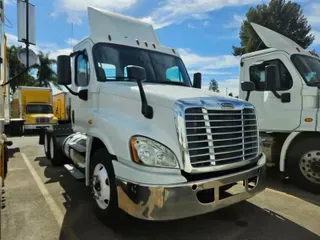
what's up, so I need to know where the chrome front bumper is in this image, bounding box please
[116,153,266,221]
[24,124,56,130]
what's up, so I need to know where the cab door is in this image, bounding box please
[70,41,93,133]
[242,52,303,132]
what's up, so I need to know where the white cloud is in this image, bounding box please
[202,78,239,96]
[187,23,196,29]
[189,69,233,75]
[306,3,320,27]
[6,33,72,60]
[224,14,245,29]
[202,21,209,27]
[141,0,261,29]
[218,78,239,96]
[177,48,239,70]
[65,38,80,46]
[4,0,15,5]
[51,0,138,24]
[312,31,320,45]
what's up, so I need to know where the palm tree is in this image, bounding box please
[35,51,56,87]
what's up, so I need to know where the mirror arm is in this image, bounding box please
[136,80,153,119]
[245,91,251,101]
[271,90,281,99]
[64,85,79,96]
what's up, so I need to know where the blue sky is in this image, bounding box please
[4,0,320,95]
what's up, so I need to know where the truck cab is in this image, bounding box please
[239,23,320,193]
[42,7,266,222]
[11,86,58,133]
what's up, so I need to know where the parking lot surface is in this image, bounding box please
[1,136,320,240]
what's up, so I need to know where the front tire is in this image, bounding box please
[287,137,320,194]
[90,148,122,223]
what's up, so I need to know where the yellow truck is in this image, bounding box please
[52,91,71,123]
[11,86,58,132]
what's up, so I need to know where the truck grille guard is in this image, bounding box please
[174,97,260,174]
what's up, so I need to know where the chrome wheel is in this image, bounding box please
[92,163,110,210]
[50,137,54,160]
[299,150,320,184]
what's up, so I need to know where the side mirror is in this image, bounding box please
[265,64,279,91]
[126,65,146,82]
[241,82,255,91]
[193,72,201,89]
[241,82,255,101]
[78,89,88,101]
[57,55,71,85]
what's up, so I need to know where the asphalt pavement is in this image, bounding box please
[1,135,320,240]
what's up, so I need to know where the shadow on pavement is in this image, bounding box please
[265,168,320,207]
[33,156,320,240]
[7,147,20,158]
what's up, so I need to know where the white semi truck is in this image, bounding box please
[40,7,266,221]
[239,23,320,194]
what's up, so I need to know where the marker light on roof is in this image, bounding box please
[152,43,156,49]
[144,41,148,47]
[136,39,140,45]
[296,47,300,52]
[172,49,176,54]
[108,35,112,41]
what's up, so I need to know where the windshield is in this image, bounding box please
[25,104,53,114]
[291,54,320,86]
[92,43,192,87]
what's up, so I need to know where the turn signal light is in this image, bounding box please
[304,117,313,123]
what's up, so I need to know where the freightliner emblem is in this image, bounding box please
[220,103,235,110]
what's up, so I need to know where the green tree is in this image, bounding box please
[232,0,314,56]
[35,51,56,87]
[7,45,37,93]
[209,79,219,92]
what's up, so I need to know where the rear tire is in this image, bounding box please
[90,148,124,224]
[50,135,67,166]
[287,137,320,194]
[44,133,51,159]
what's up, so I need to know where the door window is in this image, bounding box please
[249,59,292,91]
[75,53,90,86]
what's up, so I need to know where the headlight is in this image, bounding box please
[130,136,179,169]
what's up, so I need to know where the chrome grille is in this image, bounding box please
[185,107,259,167]
[36,117,50,123]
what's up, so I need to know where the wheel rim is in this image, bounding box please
[92,163,110,210]
[50,138,54,160]
[299,150,320,184]
[44,134,48,153]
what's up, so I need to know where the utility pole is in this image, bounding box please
[25,0,29,69]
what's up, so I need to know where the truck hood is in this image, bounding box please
[250,22,303,50]
[100,82,245,108]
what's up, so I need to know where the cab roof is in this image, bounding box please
[74,7,179,57]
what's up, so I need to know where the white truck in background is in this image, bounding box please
[40,7,266,222]
[239,23,320,193]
